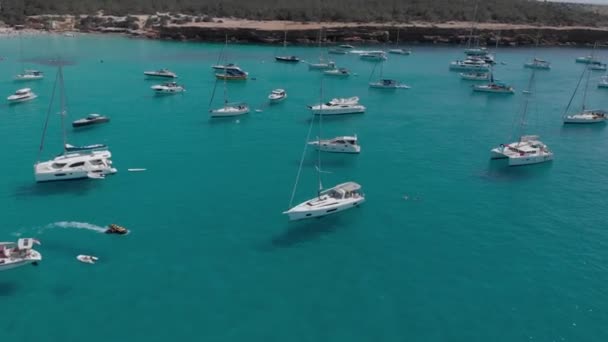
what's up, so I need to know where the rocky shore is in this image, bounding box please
[16,14,608,47]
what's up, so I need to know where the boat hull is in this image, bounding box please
[0,250,41,271]
[508,154,553,166]
[14,75,44,81]
[144,73,176,79]
[309,142,361,154]
[34,168,117,182]
[473,86,514,94]
[72,118,110,128]
[449,64,490,72]
[7,94,37,103]
[210,107,250,117]
[275,57,300,63]
[311,106,366,115]
[563,117,607,124]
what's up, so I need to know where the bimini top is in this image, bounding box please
[333,182,362,193]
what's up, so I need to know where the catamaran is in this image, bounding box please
[0,238,41,271]
[34,66,117,182]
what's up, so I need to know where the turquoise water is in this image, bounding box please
[1,34,608,341]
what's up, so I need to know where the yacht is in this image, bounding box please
[464,47,489,56]
[308,60,336,70]
[328,48,349,55]
[309,97,366,115]
[360,51,387,61]
[598,76,608,88]
[151,82,186,94]
[268,89,287,103]
[388,48,411,55]
[449,58,490,72]
[459,72,490,81]
[473,82,514,94]
[210,103,250,118]
[15,70,44,81]
[211,63,240,71]
[275,55,300,63]
[590,63,607,71]
[144,69,177,78]
[563,109,608,124]
[308,136,361,153]
[35,150,117,182]
[576,56,601,64]
[323,68,350,77]
[491,136,553,166]
[283,182,365,221]
[524,58,551,70]
[72,114,110,128]
[0,238,41,271]
[215,68,248,80]
[369,79,410,89]
[7,88,37,103]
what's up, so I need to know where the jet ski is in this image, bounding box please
[105,224,128,235]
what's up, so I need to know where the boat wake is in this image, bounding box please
[45,221,107,233]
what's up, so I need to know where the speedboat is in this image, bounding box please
[388,48,411,55]
[369,79,410,89]
[72,114,110,128]
[360,51,387,61]
[77,255,99,264]
[449,58,490,72]
[106,224,128,235]
[524,58,551,70]
[323,68,350,77]
[275,55,300,63]
[576,56,601,64]
[0,238,41,271]
[308,135,361,153]
[144,69,177,78]
[309,97,366,115]
[308,60,336,70]
[473,82,514,94]
[563,109,608,124]
[7,88,37,103]
[268,89,287,103]
[590,63,607,71]
[283,182,365,221]
[215,68,248,80]
[491,135,553,166]
[14,70,44,81]
[64,143,107,153]
[459,72,490,81]
[34,150,117,182]
[151,82,185,94]
[210,103,250,118]
[598,76,608,88]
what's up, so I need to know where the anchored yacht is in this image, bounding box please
[308,136,361,154]
[283,182,365,221]
[7,88,37,103]
[309,97,366,115]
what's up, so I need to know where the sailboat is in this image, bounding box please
[368,61,410,89]
[210,36,249,118]
[308,28,336,70]
[563,49,607,124]
[283,79,365,221]
[388,27,411,55]
[275,28,300,63]
[524,35,551,70]
[14,32,44,81]
[473,67,514,94]
[34,65,117,182]
[491,65,553,166]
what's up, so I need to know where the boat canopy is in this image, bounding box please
[17,238,38,250]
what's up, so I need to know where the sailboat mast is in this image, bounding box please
[223,34,228,107]
[59,65,67,153]
[466,0,479,48]
[283,28,287,49]
[518,67,536,142]
[581,43,597,111]
[317,77,324,197]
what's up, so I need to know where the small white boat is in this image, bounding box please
[0,238,41,271]
[323,68,350,77]
[576,56,600,64]
[309,97,366,115]
[449,58,490,72]
[308,60,336,70]
[144,69,177,78]
[388,48,411,55]
[459,72,490,81]
[598,76,608,88]
[283,182,365,221]
[77,255,98,264]
[128,168,147,172]
[369,79,410,89]
[268,89,287,103]
[360,51,387,61]
[210,103,250,118]
[14,70,44,81]
[151,82,185,95]
[7,88,37,103]
[308,135,361,154]
[524,58,551,70]
[491,136,553,166]
[563,109,608,124]
[590,63,607,71]
[473,82,514,94]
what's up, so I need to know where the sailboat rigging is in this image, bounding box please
[210,35,249,118]
[14,32,44,81]
[275,27,300,63]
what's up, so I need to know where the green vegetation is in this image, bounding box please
[2,0,608,27]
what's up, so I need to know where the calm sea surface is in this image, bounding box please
[1,34,607,341]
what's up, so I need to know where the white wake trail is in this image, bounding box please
[45,221,107,233]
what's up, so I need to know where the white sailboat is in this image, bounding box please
[34,66,117,182]
[210,36,249,118]
[523,35,551,70]
[388,27,411,55]
[563,52,607,124]
[308,28,336,70]
[491,66,553,166]
[275,28,300,63]
[283,79,365,221]
[14,32,44,82]
[368,61,410,89]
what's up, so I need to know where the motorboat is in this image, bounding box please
[0,238,41,271]
[14,69,44,81]
[524,58,551,70]
[388,48,411,55]
[283,182,365,221]
[563,109,608,124]
[275,55,300,63]
[268,89,287,103]
[590,63,607,71]
[144,69,177,78]
[369,79,410,89]
[323,68,350,77]
[210,103,250,118]
[35,150,117,182]
[328,48,349,55]
[72,114,110,128]
[576,56,601,64]
[211,63,239,71]
[106,224,128,235]
[308,135,361,153]
[7,88,37,103]
[449,58,490,72]
[215,68,248,80]
[360,51,387,61]
[473,82,514,94]
[151,82,186,94]
[309,97,366,115]
[491,136,553,166]
[598,76,608,88]
[77,255,98,264]
[459,72,490,81]
[308,60,336,70]
[464,47,489,56]
[64,143,108,153]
